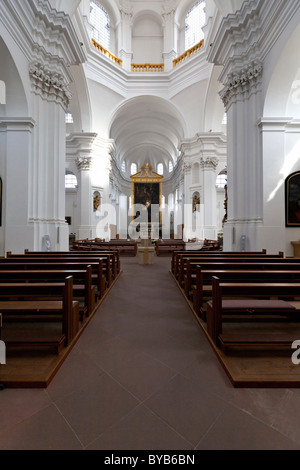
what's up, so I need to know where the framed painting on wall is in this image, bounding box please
[285,171,300,227]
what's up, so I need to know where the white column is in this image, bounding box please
[257,118,297,255]
[76,156,93,240]
[66,132,98,240]
[29,87,69,251]
[220,62,264,252]
[162,6,177,72]
[118,2,133,71]
[0,118,35,255]
[202,157,218,240]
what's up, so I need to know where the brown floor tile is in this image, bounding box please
[197,404,300,450]
[87,404,193,450]
[55,372,139,447]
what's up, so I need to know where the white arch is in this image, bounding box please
[264,22,300,118]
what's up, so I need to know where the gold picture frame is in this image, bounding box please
[285,171,300,227]
[130,163,163,224]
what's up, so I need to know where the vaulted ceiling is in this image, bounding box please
[109,96,187,175]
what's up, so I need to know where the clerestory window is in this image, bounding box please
[185,1,206,50]
[130,163,137,175]
[90,1,110,50]
[157,163,164,176]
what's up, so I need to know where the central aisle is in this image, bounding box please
[0,256,299,450]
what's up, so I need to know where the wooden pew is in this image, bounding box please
[72,239,137,256]
[171,250,269,275]
[179,256,292,290]
[0,277,78,353]
[171,251,283,280]
[0,260,106,300]
[0,267,95,319]
[7,252,116,285]
[192,267,300,318]
[22,250,120,276]
[155,239,185,256]
[206,276,300,353]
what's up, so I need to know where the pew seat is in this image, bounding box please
[0,278,79,353]
[1,323,66,354]
[218,331,298,353]
[206,277,300,353]
[218,299,297,315]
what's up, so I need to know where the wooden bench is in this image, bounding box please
[192,267,300,318]
[155,239,185,256]
[7,252,115,286]
[180,256,292,290]
[73,239,137,256]
[0,277,79,353]
[22,250,120,276]
[171,250,268,274]
[171,250,281,279]
[206,276,300,353]
[0,267,95,319]
[0,259,107,298]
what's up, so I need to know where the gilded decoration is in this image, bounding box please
[130,163,163,225]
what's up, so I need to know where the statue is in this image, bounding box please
[93,194,100,211]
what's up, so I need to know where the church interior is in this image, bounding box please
[1,0,300,451]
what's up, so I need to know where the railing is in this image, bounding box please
[173,40,204,68]
[131,63,165,72]
[91,39,123,67]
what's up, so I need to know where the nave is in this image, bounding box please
[0,257,300,450]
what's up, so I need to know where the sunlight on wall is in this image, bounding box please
[267,140,300,202]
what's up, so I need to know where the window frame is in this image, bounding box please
[184,1,206,51]
[90,1,111,51]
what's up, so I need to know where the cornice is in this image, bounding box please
[85,46,214,100]
[208,0,300,81]
[179,132,227,153]
[0,0,86,67]
[0,117,36,131]
[66,132,98,162]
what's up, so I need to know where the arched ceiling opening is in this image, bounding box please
[264,22,300,119]
[109,96,187,176]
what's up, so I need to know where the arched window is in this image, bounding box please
[216,169,227,189]
[0,80,6,104]
[157,163,164,175]
[130,163,137,175]
[185,2,206,50]
[192,192,200,212]
[90,1,110,50]
[65,112,74,124]
[65,170,78,189]
[169,161,174,173]
[121,161,126,172]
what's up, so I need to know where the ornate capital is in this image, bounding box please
[76,156,92,171]
[162,0,176,16]
[29,62,72,110]
[200,157,219,170]
[183,162,192,175]
[120,0,133,18]
[220,61,263,109]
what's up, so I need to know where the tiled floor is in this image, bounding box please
[0,256,300,450]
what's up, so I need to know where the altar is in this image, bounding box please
[137,239,155,265]
[185,241,204,251]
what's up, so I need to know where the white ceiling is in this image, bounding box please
[109,95,187,173]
